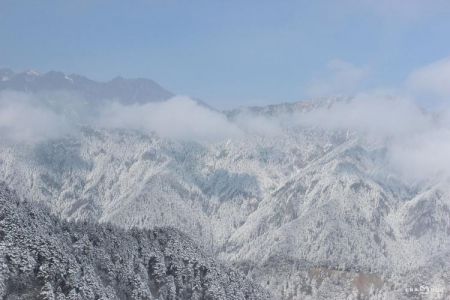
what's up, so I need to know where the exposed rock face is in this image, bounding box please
[0,184,272,300]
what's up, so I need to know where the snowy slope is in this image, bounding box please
[0,183,272,300]
[0,99,449,299]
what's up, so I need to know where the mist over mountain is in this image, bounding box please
[0,68,449,299]
[3,0,450,299]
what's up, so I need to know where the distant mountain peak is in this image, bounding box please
[226,96,352,119]
[0,68,174,104]
[25,69,40,76]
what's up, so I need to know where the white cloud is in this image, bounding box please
[300,55,450,181]
[406,57,450,100]
[296,92,431,138]
[0,92,246,143]
[97,96,243,142]
[3,57,450,182]
[0,91,72,143]
[232,114,284,137]
[389,127,450,181]
[306,59,369,97]
[288,90,450,181]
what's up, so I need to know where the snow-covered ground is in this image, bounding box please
[1,98,449,299]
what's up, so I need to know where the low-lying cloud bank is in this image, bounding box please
[0,91,72,142]
[0,92,242,143]
[290,94,450,181]
[1,56,450,181]
[406,57,450,99]
[97,97,242,141]
[296,93,432,138]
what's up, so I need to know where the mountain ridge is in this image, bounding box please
[0,79,449,299]
[0,182,273,300]
[0,68,174,105]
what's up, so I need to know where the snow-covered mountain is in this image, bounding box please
[0,69,173,104]
[0,183,271,300]
[0,88,449,299]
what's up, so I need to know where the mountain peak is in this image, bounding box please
[25,69,40,76]
[0,68,174,104]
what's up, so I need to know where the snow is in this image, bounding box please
[64,74,74,83]
[0,184,272,299]
[25,69,40,76]
[0,99,449,299]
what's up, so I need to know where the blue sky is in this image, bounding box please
[1,0,450,108]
